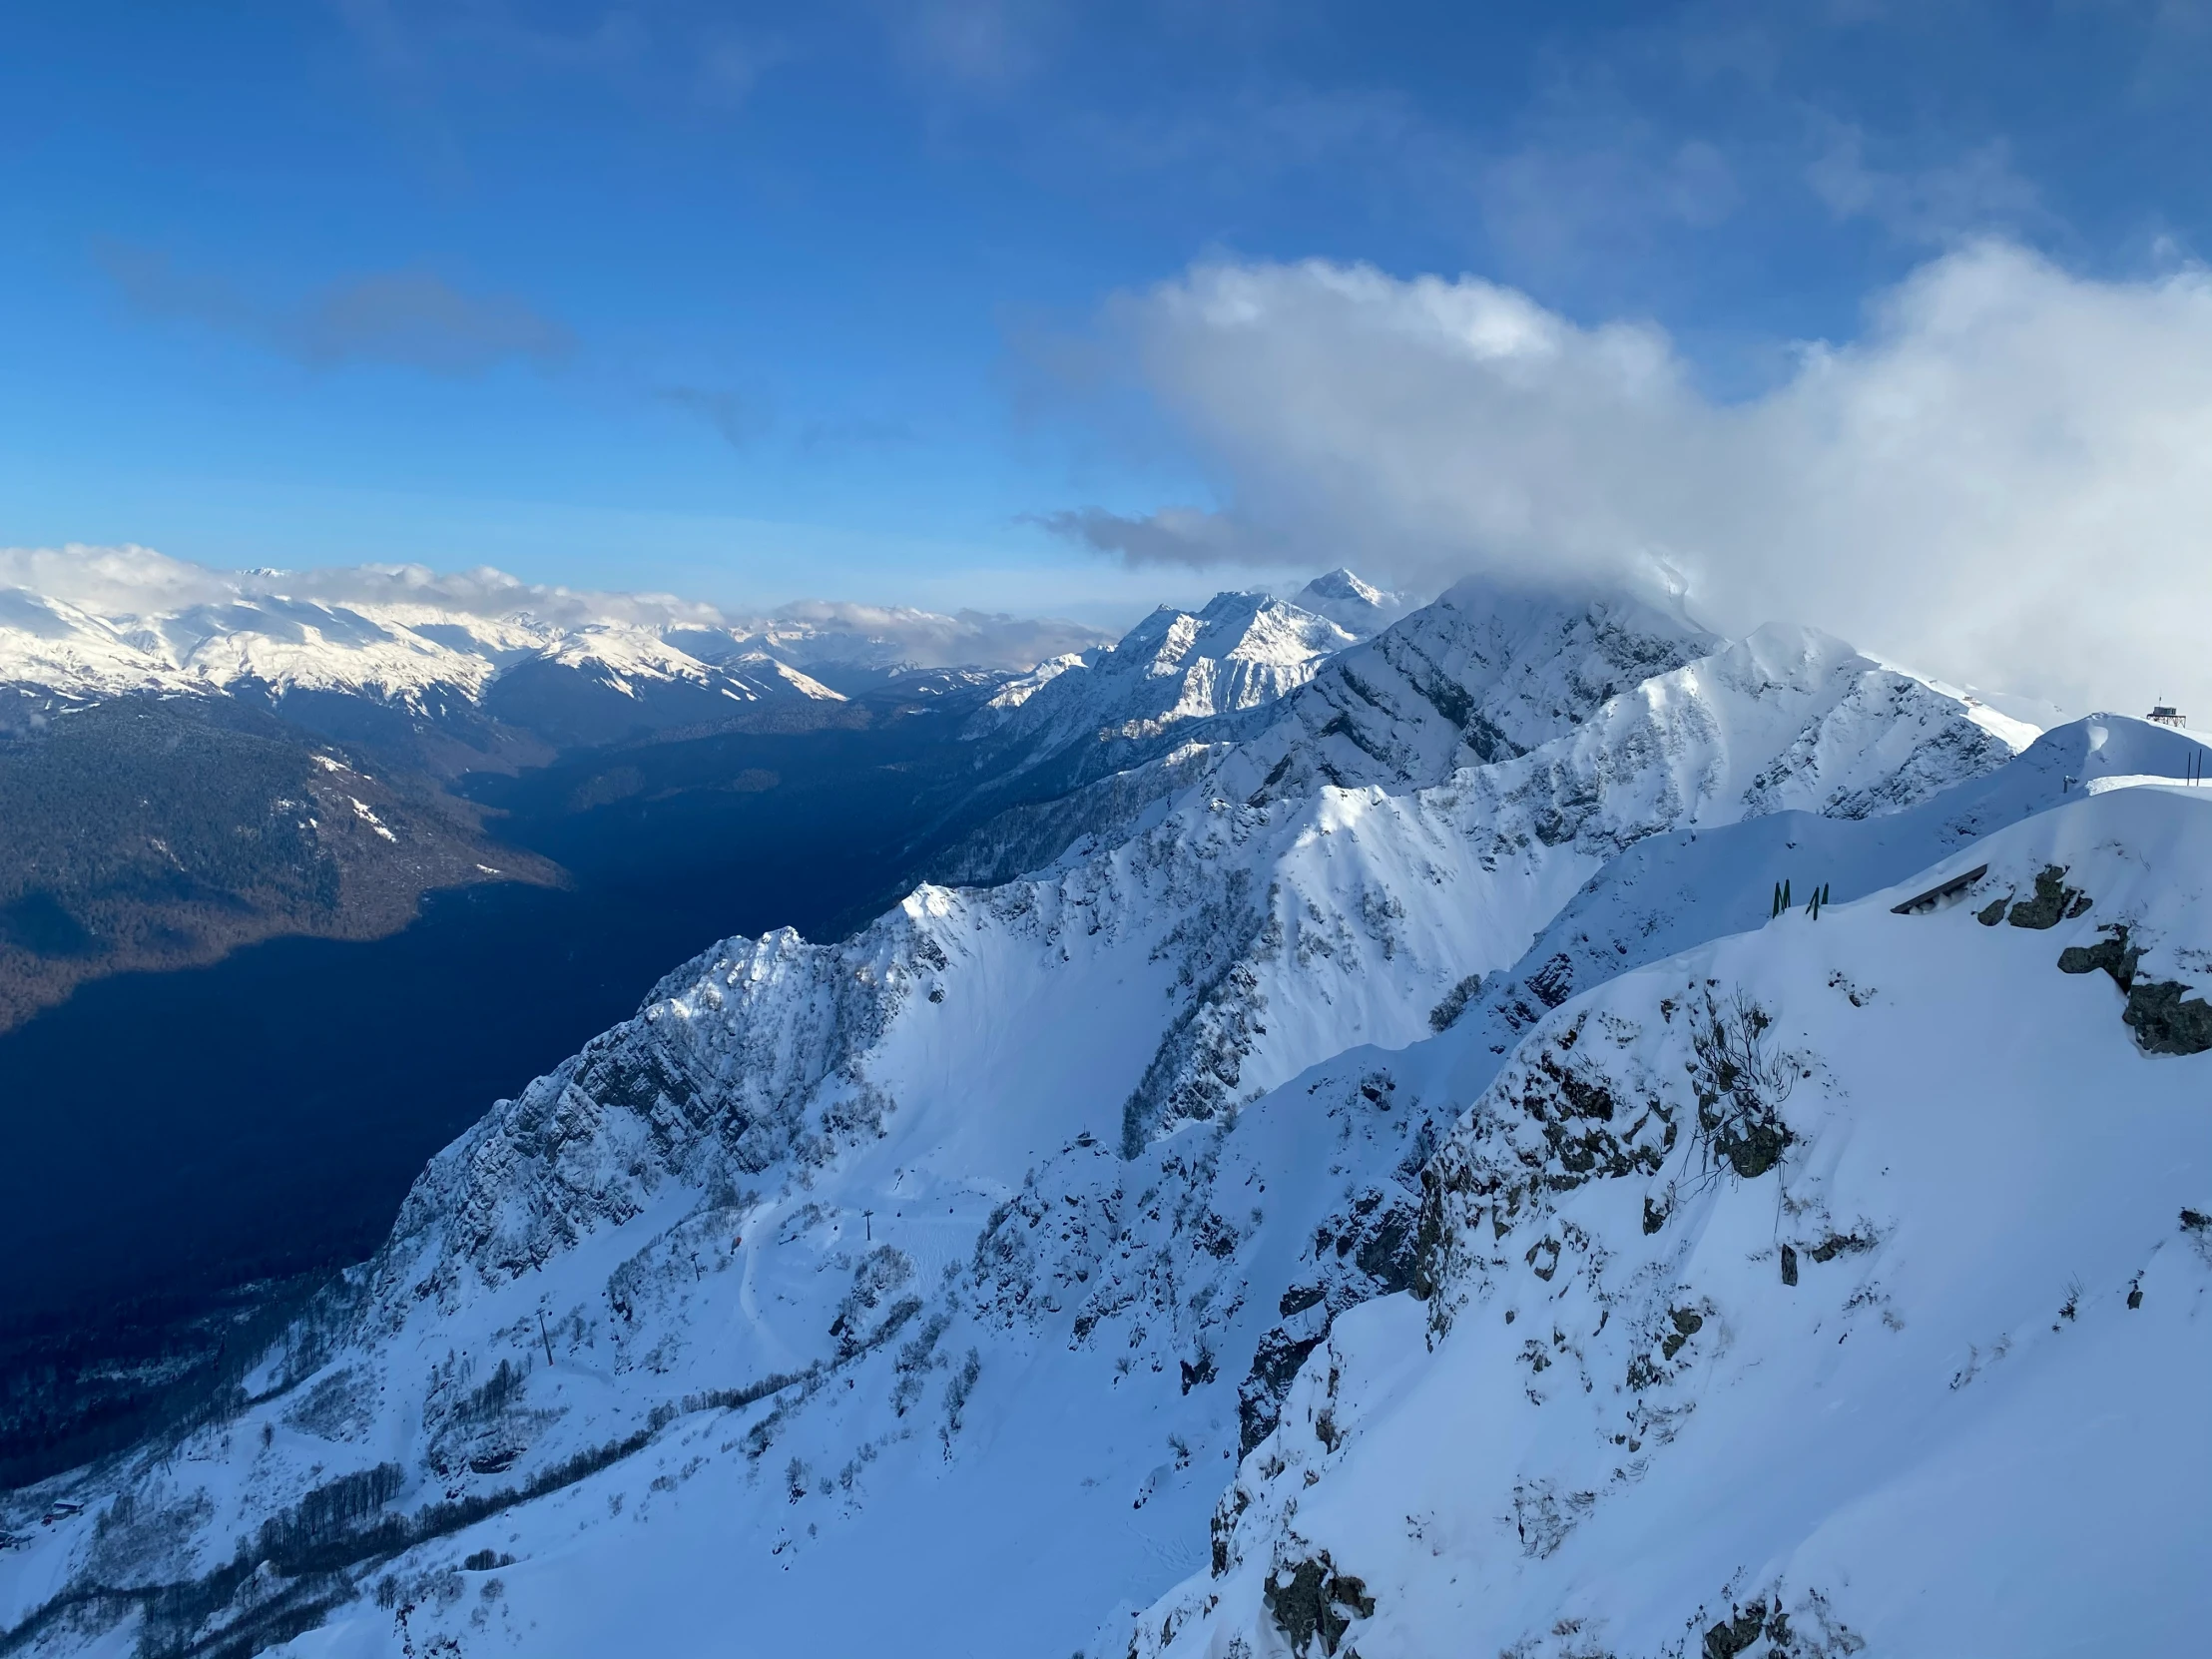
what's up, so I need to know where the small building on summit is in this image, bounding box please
[2148,705,2187,729]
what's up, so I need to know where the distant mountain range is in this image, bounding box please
[0,579,1031,754]
[0,559,1404,1026]
[7,561,2203,1658]
[0,559,1408,745]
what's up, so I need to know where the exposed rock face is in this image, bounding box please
[935,579,1705,889]
[1220,577,1723,804]
[8,584,2107,1659]
[0,571,1109,726]
[2057,920,2212,1055]
[1138,789,2212,1659]
[968,590,1356,790]
[1238,1088,1428,1456]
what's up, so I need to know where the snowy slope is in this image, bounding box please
[0,589,204,700]
[1138,784,2212,1659]
[0,586,831,722]
[478,631,842,748]
[1292,569,1414,639]
[120,596,539,707]
[523,633,838,705]
[1449,711,2210,1047]
[691,601,1112,685]
[0,566,1111,739]
[933,578,1726,886]
[155,601,841,715]
[0,558,1431,764]
[1218,577,1723,803]
[0,587,2057,1659]
[975,590,1356,760]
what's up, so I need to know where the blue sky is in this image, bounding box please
[5,2,2212,646]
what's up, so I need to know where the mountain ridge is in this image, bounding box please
[1139,784,2212,1659]
[14,580,2196,1659]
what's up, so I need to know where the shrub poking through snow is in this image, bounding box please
[1687,991,1796,1180]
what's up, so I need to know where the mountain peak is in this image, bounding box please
[1219,577,1723,804]
[0,552,1118,711]
[9,561,2184,1659]
[977,589,1354,762]
[1293,568,1413,638]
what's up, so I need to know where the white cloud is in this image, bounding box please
[264,562,728,629]
[882,0,1068,88]
[0,544,725,629]
[1806,122,2047,244]
[1087,241,2212,716]
[761,600,1110,669]
[0,544,237,615]
[0,545,1108,672]
[1479,135,1743,273]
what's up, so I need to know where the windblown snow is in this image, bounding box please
[7,571,2207,1659]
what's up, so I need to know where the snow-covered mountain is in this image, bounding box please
[0,588,841,721]
[1220,579,2035,806]
[475,631,843,751]
[973,589,1356,761]
[0,559,1130,1036]
[1224,578,1723,798]
[15,574,2165,1659]
[1139,782,2212,1659]
[1291,568,1414,639]
[924,587,1383,880]
[691,601,1117,693]
[0,588,210,703]
[0,552,1122,753]
[932,578,1716,888]
[1,551,1447,777]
